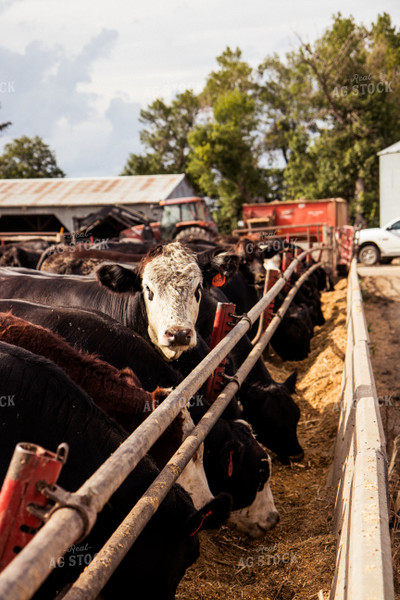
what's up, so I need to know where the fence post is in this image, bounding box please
[329,259,394,600]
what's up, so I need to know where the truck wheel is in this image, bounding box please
[358,244,379,266]
[174,227,213,242]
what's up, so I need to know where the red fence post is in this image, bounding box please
[0,442,68,571]
[282,238,293,294]
[295,246,303,275]
[251,268,280,345]
[262,269,280,328]
[206,303,236,402]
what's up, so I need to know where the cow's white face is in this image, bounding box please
[141,243,202,360]
[176,406,214,509]
[228,456,279,538]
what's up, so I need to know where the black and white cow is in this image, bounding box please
[0,341,231,600]
[0,242,238,362]
[190,404,280,538]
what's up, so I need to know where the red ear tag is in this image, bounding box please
[189,510,213,536]
[228,450,234,477]
[212,273,226,287]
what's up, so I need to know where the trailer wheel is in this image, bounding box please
[174,227,213,241]
[358,244,380,266]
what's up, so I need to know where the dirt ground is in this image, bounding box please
[177,277,349,600]
[358,264,400,598]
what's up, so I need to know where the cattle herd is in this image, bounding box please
[0,234,331,599]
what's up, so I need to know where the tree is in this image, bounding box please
[258,51,316,167]
[260,13,400,224]
[0,135,65,178]
[122,16,400,231]
[188,88,263,233]
[121,90,199,176]
[187,48,267,233]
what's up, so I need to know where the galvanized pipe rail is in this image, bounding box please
[0,245,329,600]
[329,259,394,600]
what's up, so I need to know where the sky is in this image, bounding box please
[0,0,399,177]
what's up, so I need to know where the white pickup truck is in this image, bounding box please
[356,216,400,265]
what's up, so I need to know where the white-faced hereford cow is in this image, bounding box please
[0,242,238,362]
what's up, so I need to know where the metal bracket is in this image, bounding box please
[27,483,97,543]
[231,313,252,329]
[220,373,241,390]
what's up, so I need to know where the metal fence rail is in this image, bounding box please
[61,260,326,600]
[0,246,330,600]
[329,259,394,600]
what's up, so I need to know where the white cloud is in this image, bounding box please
[0,0,399,175]
[0,28,142,176]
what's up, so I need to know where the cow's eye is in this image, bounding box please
[195,284,202,302]
[145,286,154,301]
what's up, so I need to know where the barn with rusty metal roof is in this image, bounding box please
[0,174,194,232]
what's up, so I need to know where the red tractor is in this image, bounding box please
[121,197,219,242]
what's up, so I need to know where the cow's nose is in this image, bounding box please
[269,511,280,528]
[259,511,280,532]
[164,327,193,346]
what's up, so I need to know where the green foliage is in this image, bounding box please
[121,90,199,176]
[273,13,400,223]
[188,56,264,233]
[201,47,255,105]
[0,135,65,178]
[121,14,400,231]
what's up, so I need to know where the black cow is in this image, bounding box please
[196,289,303,464]
[0,241,50,269]
[39,248,143,275]
[0,299,182,392]
[0,341,230,600]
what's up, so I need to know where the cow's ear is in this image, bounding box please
[96,264,141,293]
[199,251,240,289]
[184,493,232,536]
[284,369,298,393]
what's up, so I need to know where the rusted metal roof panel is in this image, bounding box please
[0,174,191,208]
